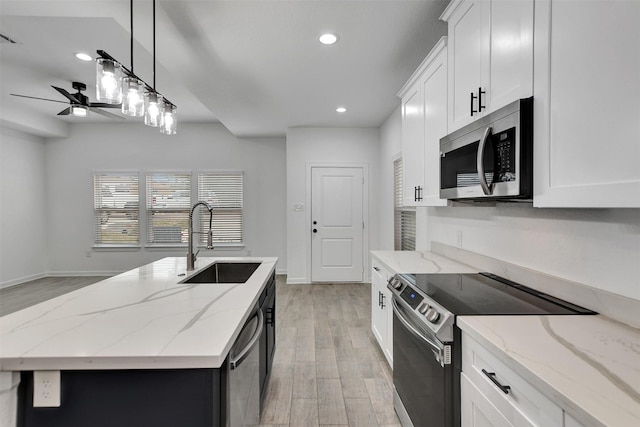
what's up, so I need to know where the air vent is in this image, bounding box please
[0,33,18,44]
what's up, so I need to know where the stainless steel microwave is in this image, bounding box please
[440,97,533,201]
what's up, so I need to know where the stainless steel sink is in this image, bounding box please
[182,262,261,284]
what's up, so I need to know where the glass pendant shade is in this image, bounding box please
[121,77,144,117]
[160,103,177,135]
[144,91,164,127]
[71,105,88,117]
[96,58,123,104]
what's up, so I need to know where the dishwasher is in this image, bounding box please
[228,304,264,427]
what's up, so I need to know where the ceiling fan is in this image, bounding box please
[10,82,124,120]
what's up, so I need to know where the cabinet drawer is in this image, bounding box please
[371,261,392,284]
[462,333,563,427]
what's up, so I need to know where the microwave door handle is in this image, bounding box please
[477,126,493,195]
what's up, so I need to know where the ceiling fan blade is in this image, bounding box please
[88,102,122,109]
[89,107,125,120]
[51,86,81,104]
[57,107,72,116]
[10,93,68,104]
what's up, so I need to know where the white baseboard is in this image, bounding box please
[0,272,46,290]
[47,271,120,277]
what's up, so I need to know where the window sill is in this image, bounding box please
[92,244,141,252]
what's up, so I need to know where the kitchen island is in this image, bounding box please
[0,256,277,427]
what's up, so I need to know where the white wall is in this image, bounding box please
[1,122,287,280]
[423,205,640,300]
[0,127,49,287]
[286,127,380,283]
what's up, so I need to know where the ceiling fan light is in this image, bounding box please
[96,58,123,104]
[144,91,164,127]
[71,105,88,117]
[160,103,177,135]
[121,77,144,117]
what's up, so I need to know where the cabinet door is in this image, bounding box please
[533,0,640,207]
[461,373,531,427]
[422,42,449,206]
[371,265,388,351]
[483,0,533,114]
[401,80,425,206]
[446,0,484,132]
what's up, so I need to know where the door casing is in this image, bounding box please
[306,162,369,283]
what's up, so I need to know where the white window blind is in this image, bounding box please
[93,173,139,244]
[393,158,416,251]
[198,172,243,244]
[146,173,191,244]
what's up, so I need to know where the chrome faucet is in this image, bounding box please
[187,201,214,270]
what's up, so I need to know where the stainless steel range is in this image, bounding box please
[387,272,595,427]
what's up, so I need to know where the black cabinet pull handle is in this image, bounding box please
[416,186,423,201]
[378,291,382,307]
[471,92,478,116]
[414,186,418,201]
[478,87,486,112]
[312,228,317,233]
[380,293,385,309]
[482,369,511,394]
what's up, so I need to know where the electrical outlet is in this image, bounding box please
[33,371,61,407]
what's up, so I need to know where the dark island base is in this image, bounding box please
[18,367,227,427]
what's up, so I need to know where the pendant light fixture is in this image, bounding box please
[160,101,177,134]
[144,0,163,128]
[96,57,123,104]
[121,0,144,117]
[95,0,177,133]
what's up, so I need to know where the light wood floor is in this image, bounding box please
[0,275,400,426]
[0,276,110,315]
[262,278,400,427]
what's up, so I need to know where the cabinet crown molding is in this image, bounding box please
[396,36,448,98]
[439,0,465,22]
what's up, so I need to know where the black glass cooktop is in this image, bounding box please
[401,272,596,316]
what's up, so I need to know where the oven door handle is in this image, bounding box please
[392,298,444,356]
[477,126,493,195]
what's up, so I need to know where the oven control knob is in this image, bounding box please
[417,302,429,315]
[389,277,403,290]
[425,307,440,323]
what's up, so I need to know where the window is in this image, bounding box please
[393,158,416,251]
[198,172,243,245]
[93,173,139,245]
[146,172,191,244]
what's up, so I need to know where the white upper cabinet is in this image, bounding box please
[398,37,448,207]
[533,0,640,208]
[442,0,533,133]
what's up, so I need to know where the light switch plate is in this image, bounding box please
[33,370,61,407]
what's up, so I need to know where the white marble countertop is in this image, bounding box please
[0,257,277,371]
[371,250,479,274]
[458,315,640,427]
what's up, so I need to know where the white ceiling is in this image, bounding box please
[0,0,448,137]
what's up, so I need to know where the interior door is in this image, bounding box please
[311,167,364,282]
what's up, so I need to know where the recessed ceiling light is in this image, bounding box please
[75,52,92,62]
[336,107,347,113]
[319,33,339,45]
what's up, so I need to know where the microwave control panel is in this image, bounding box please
[495,127,516,182]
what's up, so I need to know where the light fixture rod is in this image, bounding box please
[130,0,134,72]
[152,0,156,90]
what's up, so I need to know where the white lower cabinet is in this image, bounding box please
[371,257,393,367]
[461,332,563,427]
